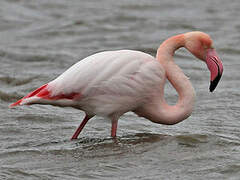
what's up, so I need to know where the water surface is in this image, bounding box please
[1,0,240,179]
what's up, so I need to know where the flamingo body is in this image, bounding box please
[51,50,165,117]
[13,50,165,117]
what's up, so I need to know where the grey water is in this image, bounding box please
[0,0,240,179]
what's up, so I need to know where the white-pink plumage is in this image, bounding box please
[10,31,223,140]
[49,50,165,116]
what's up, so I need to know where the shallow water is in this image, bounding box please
[1,0,240,179]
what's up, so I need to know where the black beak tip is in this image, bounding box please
[209,74,222,92]
[209,84,215,92]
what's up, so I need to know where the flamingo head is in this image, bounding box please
[184,31,223,92]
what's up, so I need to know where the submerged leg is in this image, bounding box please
[71,114,93,140]
[111,119,118,138]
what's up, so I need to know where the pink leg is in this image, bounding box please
[111,119,118,138]
[71,114,93,140]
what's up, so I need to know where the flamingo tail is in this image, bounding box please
[9,83,81,108]
[9,84,49,108]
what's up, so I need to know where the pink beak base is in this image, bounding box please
[206,49,223,92]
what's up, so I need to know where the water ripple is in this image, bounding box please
[0,76,35,86]
[0,90,21,102]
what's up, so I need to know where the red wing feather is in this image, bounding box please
[10,84,81,107]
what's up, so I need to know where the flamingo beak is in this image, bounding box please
[205,49,223,92]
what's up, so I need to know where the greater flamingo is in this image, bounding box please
[10,31,223,140]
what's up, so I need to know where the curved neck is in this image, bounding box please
[157,34,194,101]
[142,34,195,125]
[157,34,186,58]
